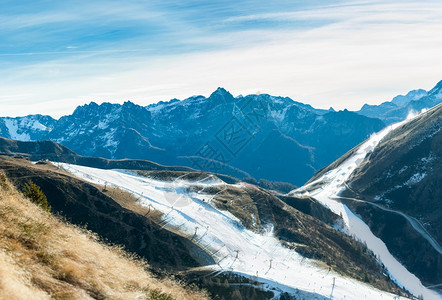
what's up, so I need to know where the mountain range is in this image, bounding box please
[2,81,439,186]
[356,80,442,124]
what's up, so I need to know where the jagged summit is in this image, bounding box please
[391,89,427,107]
[208,87,235,103]
[428,79,442,96]
[212,86,230,95]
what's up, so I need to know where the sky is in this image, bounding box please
[1,0,442,118]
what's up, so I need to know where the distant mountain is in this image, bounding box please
[0,114,56,141]
[356,80,442,124]
[0,89,384,185]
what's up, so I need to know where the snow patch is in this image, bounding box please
[97,120,109,130]
[4,118,31,141]
[421,153,436,164]
[398,166,408,175]
[270,106,288,123]
[2,116,52,141]
[101,128,118,156]
[31,120,49,131]
[405,173,427,185]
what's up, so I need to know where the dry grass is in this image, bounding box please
[98,185,164,223]
[0,171,208,300]
[206,185,263,232]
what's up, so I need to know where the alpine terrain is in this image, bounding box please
[293,103,442,299]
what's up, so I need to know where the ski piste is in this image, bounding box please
[58,161,411,300]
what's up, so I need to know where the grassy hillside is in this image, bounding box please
[0,171,207,300]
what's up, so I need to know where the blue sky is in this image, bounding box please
[1,0,442,117]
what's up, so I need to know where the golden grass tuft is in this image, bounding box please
[0,171,207,300]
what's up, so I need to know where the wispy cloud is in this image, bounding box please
[225,2,442,23]
[0,0,441,117]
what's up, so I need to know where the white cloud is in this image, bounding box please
[1,1,442,117]
[225,1,442,24]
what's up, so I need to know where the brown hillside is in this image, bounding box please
[0,171,207,300]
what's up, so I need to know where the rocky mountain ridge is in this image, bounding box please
[0,88,385,185]
[1,81,441,185]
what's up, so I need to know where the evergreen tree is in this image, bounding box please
[23,180,51,212]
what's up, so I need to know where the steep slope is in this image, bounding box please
[0,89,385,185]
[356,80,442,124]
[292,106,441,299]
[57,162,409,299]
[0,171,206,300]
[343,103,442,288]
[348,103,442,242]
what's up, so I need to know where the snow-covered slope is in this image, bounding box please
[0,115,55,141]
[291,111,439,300]
[58,163,407,300]
[341,104,442,289]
